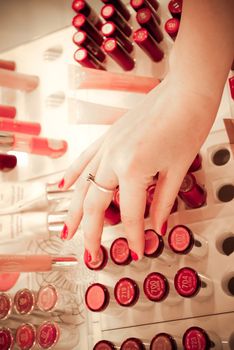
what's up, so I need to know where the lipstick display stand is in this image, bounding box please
[0,1,233,349]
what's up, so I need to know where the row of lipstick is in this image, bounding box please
[93,327,223,350]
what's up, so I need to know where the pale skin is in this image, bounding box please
[60,0,234,261]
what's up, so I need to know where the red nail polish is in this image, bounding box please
[61,224,68,240]
[58,178,64,189]
[161,221,167,236]
[130,250,139,261]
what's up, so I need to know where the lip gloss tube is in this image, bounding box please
[229,76,234,100]
[114,277,140,307]
[0,154,17,171]
[15,323,36,350]
[130,0,161,25]
[150,333,178,350]
[168,0,183,19]
[0,68,39,92]
[0,118,41,135]
[136,8,163,43]
[85,283,110,312]
[0,327,14,350]
[188,153,202,172]
[103,38,135,71]
[101,22,134,54]
[72,0,103,30]
[164,18,180,41]
[101,0,131,21]
[73,30,106,62]
[0,293,12,320]
[178,173,207,208]
[0,255,78,273]
[0,105,16,119]
[168,225,208,259]
[84,245,108,270]
[110,237,132,266]
[0,131,68,158]
[101,5,132,37]
[0,59,16,71]
[133,28,164,62]
[72,14,104,46]
[36,284,73,313]
[183,327,222,350]
[74,48,106,70]
[93,340,116,350]
[174,267,213,300]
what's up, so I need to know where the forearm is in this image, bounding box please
[169,0,234,104]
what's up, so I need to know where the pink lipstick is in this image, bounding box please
[101,4,132,37]
[103,38,135,71]
[0,105,16,119]
[85,283,110,312]
[133,28,164,62]
[0,68,39,92]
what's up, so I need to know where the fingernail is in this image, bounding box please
[58,178,65,189]
[130,250,139,261]
[161,221,168,236]
[61,224,68,240]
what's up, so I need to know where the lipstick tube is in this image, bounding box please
[0,292,12,321]
[133,28,164,62]
[103,38,135,71]
[69,64,160,92]
[188,153,202,172]
[178,173,207,208]
[164,18,180,41]
[73,30,106,62]
[143,272,170,302]
[121,338,147,350]
[130,0,161,25]
[85,283,110,312]
[0,255,78,273]
[72,0,103,29]
[101,0,131,21]
[0,68,39,92]
[101,22,134,54]
[84,245,108,270]
[0,105,16,119]
[168,225,208,259]
[136,8,163,43]
[0,118,41,135]
[74,47,106,70]
[110,237,133,266]
[72,14,104,46]
[0,131,68,158]
[0,59,16,71]
[183,327,222,350]
[229,76,234,100]
[174,267,213,301]
[0,154,17,171]
[150,333,179,350]
[168,0,183,19]
[101,5,132,37]
[93,340,116,350]
[114,277,140,307]
[0,327,14,350]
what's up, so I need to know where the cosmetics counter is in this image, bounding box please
[0,0,234,349]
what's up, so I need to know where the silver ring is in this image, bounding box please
[86,173,115,194]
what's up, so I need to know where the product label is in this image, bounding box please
[144,273,166,301]
[171,226,190,252]
[176,268,198,297]
[116,280,135,305]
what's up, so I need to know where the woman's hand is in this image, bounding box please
[59,76,218,261]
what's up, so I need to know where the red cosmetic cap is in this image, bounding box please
[37,285,58,312]
[36,322,60,349]
[179,173,195,193]
[228,76,234,100]
[168,225,194,254]
[101,4,115,18]
[73,30,87,45]
[144,229,164,257]
[16,324,36,350]
[103,38,117,52]
[131,0,144,9]
[120,337,145,350]
[143,272,169,302]
[110,237,132,265]
[114,277,139,307]
[183,327,211,350]
[72,14,86,28]
[164,18,180,34]
[84,245,108,270]
[0,105,16,118]
[85,283,110,312]
[0,293,12,320]
[72,0,85,12]
[188,153,202,172]
[168,0,183,15]
[136,8,152,24]
[14,289,35,315]
[101,22,115,36]
[133,28,148,43]
[0,154,17,171]
[74,47,89,62]
[174,267,201,297]
[0,328,14,350]
[150,333,177,350]
[93,340,116,350]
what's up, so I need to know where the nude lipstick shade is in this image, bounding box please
[164,18,180,41]
[74,48,106,70]
[103,38,135,71]
[178,173,207,209]
[121,338,146,350]
[15,323,36,350]
[114,277,139,307]
[84,245,108,270]
[136,8,163,43]
[0,68,39,92]
[168,0,183,19]
[36,285,61,313]
[110,237,132,265]
[101,0,131,21]
[101,22,134,54]
[130,0,161,25]
[133,28,164,62]
[0,255,78,273]
[85,283,110,312]
[101,5,132,37]
[72,0,103,30]
[73,30,106,62]
[0,154,17,171]
[150,333,177,350]
[0,131,68,158]
[0,118,41,135]
[0,327,14,350]
[0,59,16,71]
[72,14,104,46]
[0,105,16,119]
